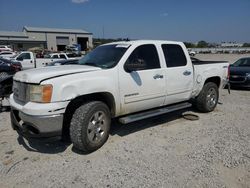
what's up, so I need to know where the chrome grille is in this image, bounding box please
[13,81,28,104]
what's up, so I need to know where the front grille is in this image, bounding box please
[229,75,246,83]
[13,81,29,104]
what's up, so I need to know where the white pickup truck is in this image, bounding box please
[10,51,78,69]
[10,40,229,152]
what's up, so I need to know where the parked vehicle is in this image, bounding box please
[188,49,196,56]
[0,58,22,80]
[10,40,229,152]
[44,52,79,60]
[0,58,22,111]
[65,44,81,56]
[0,45,12,52]
[0,51,16,59]
[47,59,79,66]
[229,57,250,88]
[10,51,78,69]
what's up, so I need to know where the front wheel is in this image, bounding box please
[195,82,219,112]
[70,101,111,152]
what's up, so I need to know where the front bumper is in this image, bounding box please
[9,94,69,140]
[11,109,63,140]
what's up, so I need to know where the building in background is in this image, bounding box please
[0,26,93,52]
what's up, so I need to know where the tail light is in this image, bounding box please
[227,65,230,79]
[10,64,21,71]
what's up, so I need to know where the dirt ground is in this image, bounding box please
[0,54,250,188]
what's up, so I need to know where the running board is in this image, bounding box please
[119,102,192,124]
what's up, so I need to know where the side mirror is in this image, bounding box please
[16,57,23,61]
[125,59,147,73]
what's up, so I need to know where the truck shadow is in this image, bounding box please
[110,107,195,137]
[17,136,70,154]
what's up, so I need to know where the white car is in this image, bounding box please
[10,40,229,152]
[0,51,16,59]
[0,45,13,52]
[188,49,196,56]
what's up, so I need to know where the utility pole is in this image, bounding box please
[102,26,105,39]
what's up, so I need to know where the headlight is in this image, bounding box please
[29,84,53,103]
[246,73,250,78]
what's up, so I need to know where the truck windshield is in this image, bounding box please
[78,44,129,68]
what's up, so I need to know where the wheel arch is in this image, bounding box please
[61,92,116,140]
[204,76,221,88]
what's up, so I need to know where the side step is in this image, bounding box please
[119,102,192,124]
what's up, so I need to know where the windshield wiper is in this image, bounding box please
[83,62,100,67]
[83,62,106,69]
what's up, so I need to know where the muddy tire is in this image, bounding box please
[70,101,111,152]
[195,82,219,112]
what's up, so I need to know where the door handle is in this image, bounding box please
[153,74,164,79]
[30,60,33,63]
[183,70,192,76]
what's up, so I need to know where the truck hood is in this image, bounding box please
[14,65,101,83]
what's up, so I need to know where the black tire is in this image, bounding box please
[195,82,219,112]
[0,72,9,81]
[70,101,111,152]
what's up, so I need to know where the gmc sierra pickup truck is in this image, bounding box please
[10,40,229,152]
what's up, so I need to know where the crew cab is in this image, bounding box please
[9,40,229,152]
[10,51,79,69]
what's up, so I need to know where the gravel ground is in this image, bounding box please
[0,55,250,188]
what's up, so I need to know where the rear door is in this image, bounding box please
[161,44,193,104]
[119,44,166,114]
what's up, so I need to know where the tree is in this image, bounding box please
[197,41,209,48]
[243,43,250,47]
[184,42,196,48]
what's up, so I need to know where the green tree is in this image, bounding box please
[197,41,209,48]
[243,43,250,47]
[184,42,196,48]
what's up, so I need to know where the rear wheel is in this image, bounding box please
[195,82,219,112]
[70,101,111,152]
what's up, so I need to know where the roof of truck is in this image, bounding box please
[104,40,184,46]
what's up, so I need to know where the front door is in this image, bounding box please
[119,44,166,115]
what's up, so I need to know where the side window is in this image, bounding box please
[19,53,31,59]
[125,44,160,71]
[162,44,187,67]
[59,54,66,59]
[52,55,59,58]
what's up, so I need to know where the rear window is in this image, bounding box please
[162,44,187,67]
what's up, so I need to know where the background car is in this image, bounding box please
[0,45,12,52]
[0,51,16,59]
[0,58,22,80]
[229,57,250,88]
[47,59,79,66]
[0,58,22,111]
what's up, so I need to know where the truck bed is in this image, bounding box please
[191,57,227,65]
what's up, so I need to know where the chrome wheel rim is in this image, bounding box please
[87,111,108,144]
[206,88,217,108]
